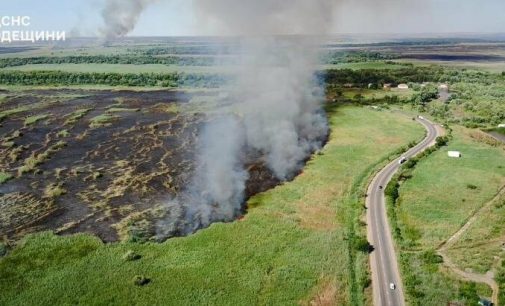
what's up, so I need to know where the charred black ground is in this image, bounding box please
[0,89,284,242]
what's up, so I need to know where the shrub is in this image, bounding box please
[403,158,418,169]
[399,171,413,181]
[127,219,153,243]
[421,249,443,264]
[466,184,478,190]
[385,180,400,203]
[123,250,141,261]
[44,183,67,198]
[0,243,7,257]
[2,141,15,148]
[0,172,13,184]
[458,282,479,303]
[435,136,449,147]
[24,114,49,126]
[89,114,118,128]
[360,276,372,289]
[57,129,70,138]
[353,237,374,253]
[92,172,103,180]
[133,275,150,286]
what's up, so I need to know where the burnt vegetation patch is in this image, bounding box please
[0,89,287,243]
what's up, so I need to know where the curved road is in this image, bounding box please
[366,116,441,306]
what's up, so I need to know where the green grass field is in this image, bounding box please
[393,126,505,304]
[446,205,505,272]
[342,88,415,100]
[397,59,505,74]
[0,105,424,306]
[398,127,505,249]
[0,45,141,59]
[445,183,505,274]
[2,62,405,75]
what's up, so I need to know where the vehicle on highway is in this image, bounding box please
[399,156,407,164]
[368,115,440,305]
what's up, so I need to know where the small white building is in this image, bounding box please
[498,124,505,128]
[448,151,462,158]
[397,84,409,90]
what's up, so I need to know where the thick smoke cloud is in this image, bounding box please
[194,0,336,36]
[155,1,336,239]
[101,0,158,39]
[233,38,328,179]
[157,116,248,237]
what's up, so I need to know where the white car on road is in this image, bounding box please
[389,283,396,290]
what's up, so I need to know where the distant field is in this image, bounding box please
[0,45,142,58]
[321,61,408,70]
[2,63,230,74]
[0,105,424,306]
[2,62,407,75]
[397,59,505,73]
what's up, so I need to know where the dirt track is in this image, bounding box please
[437,186,505,305]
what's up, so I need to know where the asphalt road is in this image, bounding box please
[366,116,441,306]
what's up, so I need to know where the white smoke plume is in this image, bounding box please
[157,116,249,237]
[194,0,336,36]
[100,0,157,39]
[156,1,337,239]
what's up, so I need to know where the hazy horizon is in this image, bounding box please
[1,0,505,38]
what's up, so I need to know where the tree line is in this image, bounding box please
[0,50,403,70]
[321,50,399,65]
[0,71,227,88]
[0,55,215,68]
[1,65,501,89]
[323,66,503,87]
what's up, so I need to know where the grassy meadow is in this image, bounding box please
[392,125,505,304]
[2,61,405,75]
[341,88,415,100]
[446,188,505,274]
[398,127,505,249]
[0,105,424,306]
[397,59,505,74]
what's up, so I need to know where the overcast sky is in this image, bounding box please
[1,0,505,36]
